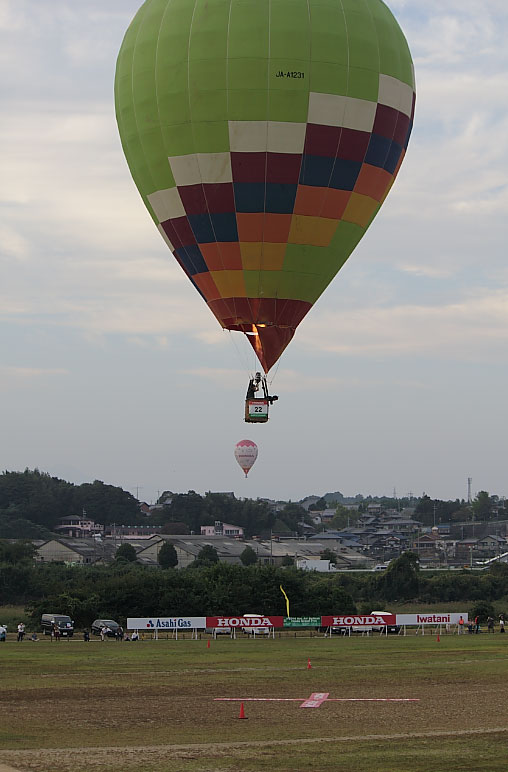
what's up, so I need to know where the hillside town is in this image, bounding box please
[32,497,508,571]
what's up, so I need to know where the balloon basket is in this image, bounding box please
[245,398,269,423]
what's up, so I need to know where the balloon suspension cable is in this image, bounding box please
[267,357,281,388]
[226,329,253,379]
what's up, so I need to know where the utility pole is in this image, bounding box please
[468,477,475,538]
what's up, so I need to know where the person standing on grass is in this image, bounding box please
[500,614,505,633]
[101,626,111,641]
[53,623,60,642]
[17,622,25,642]
[487,616,495,633]
[458,616,464,634]
[475,616,480,633]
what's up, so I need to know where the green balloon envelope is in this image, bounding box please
[115,0,415,372]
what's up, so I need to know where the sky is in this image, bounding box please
[1,0,507,506]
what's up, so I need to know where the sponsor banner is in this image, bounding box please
[284,617,321,628]
[127,617,206,630]
[321,614,396,627]
[207,616,284,628]
[396,613,468,625]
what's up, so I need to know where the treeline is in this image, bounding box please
[150,492,310,537]
[2,562,356,627]
[0,469,141,536]
[1,469,506,539]
[2,552,508,628]
[0,470,311,539]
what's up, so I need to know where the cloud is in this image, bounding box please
[298,290,508,361]
[0,224,30,260]
[401,1,508,71]
[0,366,69,384]
[183,366,345,392]
[0,0,26,30]
[398,264,455,279]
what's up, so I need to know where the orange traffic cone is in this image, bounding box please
[238,702,247,719]
[307,658,312,670]
[207,639,210,649]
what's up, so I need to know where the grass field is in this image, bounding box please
[1,632,508,771]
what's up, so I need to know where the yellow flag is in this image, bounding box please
[280,585,290,617]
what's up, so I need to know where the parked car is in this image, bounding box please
[91,619,121,637]
[242,626,270,636]
[205,627,232,635]
[241,614,271,636]
[370,611,400,635]
[331,612,400,636]
[0,624,7,641]
[41,614,74,637]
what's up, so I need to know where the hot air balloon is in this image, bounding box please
[115,0,415,378]
[234,439,258,477]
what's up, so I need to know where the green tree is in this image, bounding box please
[472,491,493,522]
[115,543,137,562]
[0,540,36,563]
[194,544,219,567]
[378,551,419,601]
[240,545,258,566]
[158,541,178,569]
[281,555,294,567]
[0,469,140,530]
[0,513,52,539]
[470,600,495,624]
[308,497,327,511]
[330,504,359,530]
[74,480,140,525]
[167,491,208,533]
[278,503,309,531]
[320,548,337,564]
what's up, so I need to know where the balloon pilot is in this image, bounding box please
[245,372,278,423]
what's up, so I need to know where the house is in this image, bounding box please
[379,518,421,534]
[476,534,507,556]
[200,521,244,538]
[262,538,375,570]
[310,509,336,524]
[412,533,442,561]
[135,535,272,568]
[34,538,114,565]
[455,538,479,564]
[54,515,104,539]
[104,524,162,537]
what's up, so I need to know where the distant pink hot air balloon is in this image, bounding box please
[234,440,258,478]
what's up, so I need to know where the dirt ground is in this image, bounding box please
[2,679,508,771]
[2,727,508,772]
[2,636,508,771]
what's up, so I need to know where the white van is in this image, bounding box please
[241,614,271,636]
